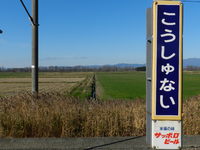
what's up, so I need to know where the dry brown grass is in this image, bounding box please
[0,92,145,137]
[0,78,84,96]
[0,78,84,83]
[183,95,200,135]
[0,93,199,138]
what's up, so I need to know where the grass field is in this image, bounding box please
[1,71,200,99]
[97,71,200,100]
[0,72,93,98]
[0,92,199,137]
[0,71,200,137]
[96,72,145,100]
[0,72,91,78]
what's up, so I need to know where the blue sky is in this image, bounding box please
[0,0,200,67]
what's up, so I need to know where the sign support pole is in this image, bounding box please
[146,7,153,146]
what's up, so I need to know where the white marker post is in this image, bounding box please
[146,0,183,149]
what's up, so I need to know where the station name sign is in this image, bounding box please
[152,1,183,120]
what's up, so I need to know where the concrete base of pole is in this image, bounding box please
[32,91,38,98]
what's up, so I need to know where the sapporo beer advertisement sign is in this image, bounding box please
[152,121,181,149]
[152,1,183,120]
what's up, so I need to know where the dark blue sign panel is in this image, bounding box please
[153,2,182,119]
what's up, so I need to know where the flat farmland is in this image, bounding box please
[1,71,200,137]
[96,71,200,100]
[96,72,145,100]
[0,72,93,97]
[1,71,200,99]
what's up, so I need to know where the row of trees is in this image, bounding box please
[0,66,146,72]
[184,66,200,71]
[1,65,199,72]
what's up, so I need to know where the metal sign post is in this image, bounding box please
[146,1,183,149]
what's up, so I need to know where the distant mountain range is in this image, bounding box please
[85,58,200,69]
[85,63,145,69]
[110,58,200,68]
[3,58,200,70]
[183,58,200,67]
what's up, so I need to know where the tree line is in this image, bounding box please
[1,65,200,72]
[0,66,146,72]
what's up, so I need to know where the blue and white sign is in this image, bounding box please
[152,1,183,120]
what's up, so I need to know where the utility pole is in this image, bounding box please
[32,0,39,96]
[20,0,39,96]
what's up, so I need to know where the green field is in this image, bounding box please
[1,71,200,100]
[183,71,200,99]
[96,72,145,100]
[97,71,200,100]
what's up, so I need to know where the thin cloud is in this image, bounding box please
[40,56,88,61]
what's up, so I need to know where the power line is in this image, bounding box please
[19,0,34,24]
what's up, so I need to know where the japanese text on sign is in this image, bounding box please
[154,132,180,145]
[153,3,182,118]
